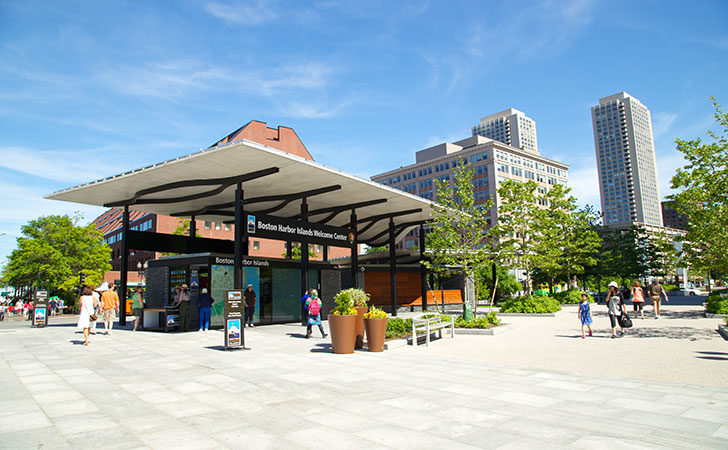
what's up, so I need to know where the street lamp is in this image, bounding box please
[137,261,148,281]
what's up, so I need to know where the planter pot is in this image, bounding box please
[354,306,367,349]
[364,317,387,352]
[327,314,357,354]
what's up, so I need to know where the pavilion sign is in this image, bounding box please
[247,213,354,248]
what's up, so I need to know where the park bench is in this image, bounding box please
[411,313,455,346]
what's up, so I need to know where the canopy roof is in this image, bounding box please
[46,139,438,246]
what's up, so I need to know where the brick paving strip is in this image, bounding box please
[0,303,726,449]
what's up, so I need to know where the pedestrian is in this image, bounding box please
[304,289,327,339]
[130,286,145,331]
[648,278,669,319]
[631,281,646,320]
[243,284,256,328]
[578,293,593,339]
[197,288,214,332]
[173,284,191,331]
[77,286,99,346]
[606,281,626,338]
[91,284,102,335]
[26,301,34,321]
[49,297,57,316]
[100,282,119,335]
[0,302,5,321]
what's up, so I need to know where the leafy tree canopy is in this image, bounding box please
[670,96,728,275]
[2,214,111,292]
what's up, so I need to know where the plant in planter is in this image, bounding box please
[363,306,388,352]
[335,288,370,349]
[328,289,359,354]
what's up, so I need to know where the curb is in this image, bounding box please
[454,323,517,335]
[718,325,728,341]
[497,312,559,317]
[705,313,728,319]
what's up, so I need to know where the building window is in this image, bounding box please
[204,221,211,230]
[215,222,221,230]
[253,241,260,250]
[224,224,231,231]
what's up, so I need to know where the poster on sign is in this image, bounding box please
[224,290,245,349]
[33,290,49,328]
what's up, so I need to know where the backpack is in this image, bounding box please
[307,298,321,315]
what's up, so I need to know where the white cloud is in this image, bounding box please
[652,111,678,139]
[204,0,279,26]
[567,165,601,210]
[0,146,130,183]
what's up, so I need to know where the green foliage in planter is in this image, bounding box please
[334,287,370,310]
[500,295,561,314]
[364,306,387,319]
[552,289,593,304]
[385,317,413,338]
[664,284,679,291]
[706,292,728,314]
[454,311,500,328]
[331,289,358,315]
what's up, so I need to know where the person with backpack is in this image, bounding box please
[606,281,627,338]
[648,279,669,319]
[304,289,327,339]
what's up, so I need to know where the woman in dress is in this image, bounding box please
[77,286,98,346]
[631,281,645,320]
[578,293,593,339]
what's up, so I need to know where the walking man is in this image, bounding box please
[243,284,256,328]
[648,278,669,319]
[100,282,119,334]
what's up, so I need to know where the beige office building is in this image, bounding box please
[591,92,663,228]
[472,108,538,153]
[371,135,568,249]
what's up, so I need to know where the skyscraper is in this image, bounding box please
[591,92,663,228]
[472,108,538,153]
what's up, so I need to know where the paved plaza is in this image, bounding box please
[1,300,727,449]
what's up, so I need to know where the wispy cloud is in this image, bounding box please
[0,146,130,183]
[422,0,597,93]
[204,0,279,26]
[652,111,678,139]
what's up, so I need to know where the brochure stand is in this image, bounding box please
[33,291,49,328]
[224,290,248,350]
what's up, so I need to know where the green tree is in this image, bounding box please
[160,218,202,257]
[646,232,679,279]
[365,245,387,254]
[669,97,728,279]
[488,180,544,295]
[424,163,491,318]
[2,214,111,293]
[287,243,318,260]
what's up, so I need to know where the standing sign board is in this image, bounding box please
[33,290,49,328]
[224,290,244,349]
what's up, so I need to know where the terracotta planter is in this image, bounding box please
[364,317,388,352]
[354,306,367,349]
[327,314,357,354]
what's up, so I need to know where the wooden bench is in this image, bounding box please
[411,313,455,346]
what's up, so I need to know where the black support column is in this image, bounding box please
[419,224,427,312]
[188,215,196,253]
[300,199,309,325]
[389,217,397,316]
[322,245,328,262]
[350,210,358,288]
[234,183,244,289]
[119,205,130,326]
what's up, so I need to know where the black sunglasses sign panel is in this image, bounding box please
[247,213,355,248]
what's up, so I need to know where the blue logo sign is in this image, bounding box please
[247,215,255,234]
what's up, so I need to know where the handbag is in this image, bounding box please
[618,313,632,328]
[89,313,98,321]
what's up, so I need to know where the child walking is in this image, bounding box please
[304,290,327,339]
[579,293,593,339]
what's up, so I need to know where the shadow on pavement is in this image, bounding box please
[623,327,715,340]
[310,343,332,353]
[695,355,728,361]
[286,332,308,339]
[204,345,251,352]
[695,351,728,356]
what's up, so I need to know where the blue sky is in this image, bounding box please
[1,0,727,266]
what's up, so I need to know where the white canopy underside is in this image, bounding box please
[46,139,438,246]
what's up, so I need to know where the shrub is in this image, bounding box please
[455,311,500,328]
[500,295,561,314]
[386,317,412,338]
[664,284,679,291]
[706,292,728,314]
[552,289,593,304]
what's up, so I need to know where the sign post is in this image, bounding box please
[33,290,49,328]
[224,290,246,350]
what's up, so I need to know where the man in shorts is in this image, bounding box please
[100,283,120,335]
[648,278,669,319]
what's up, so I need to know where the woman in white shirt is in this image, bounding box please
[77,286,98,346]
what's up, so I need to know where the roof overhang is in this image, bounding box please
[46,139,439,246]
